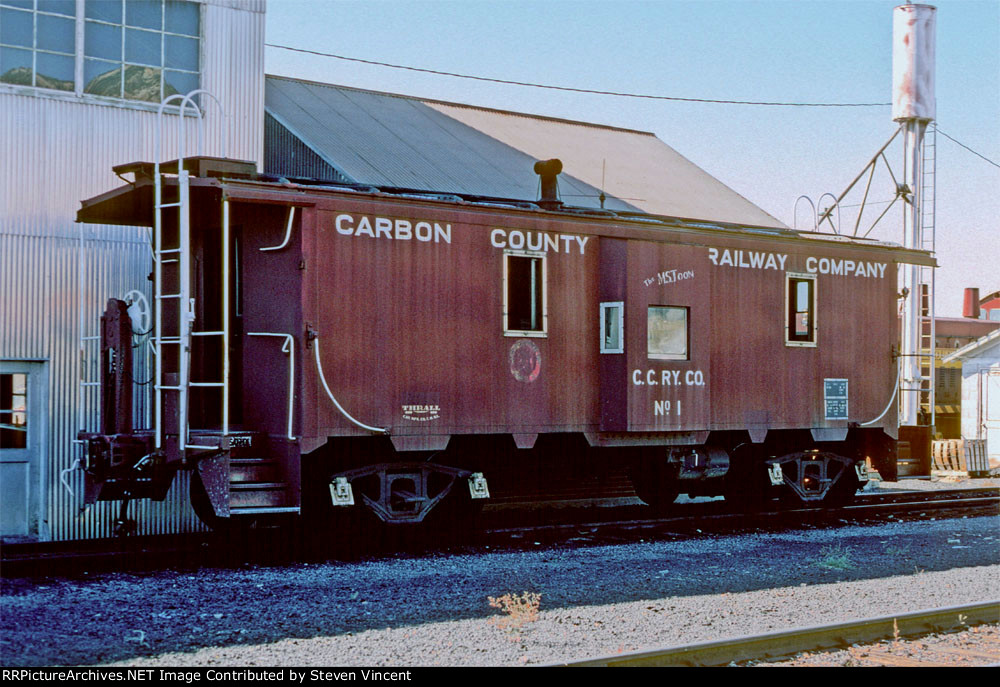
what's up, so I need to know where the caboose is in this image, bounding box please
[76,154,933,531]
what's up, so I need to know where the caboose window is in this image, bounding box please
[786,273,817,346]
[647,306,687,360]
[600,302,624,353]
[504,250,546,337]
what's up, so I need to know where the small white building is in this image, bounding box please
[942,328,1000,470]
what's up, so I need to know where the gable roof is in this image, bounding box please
[264,75,786,229]
[942,327,1000,363]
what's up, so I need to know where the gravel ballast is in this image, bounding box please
[2,509,997,667]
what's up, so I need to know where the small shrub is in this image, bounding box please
[488,592,542,631]
[814,544,853,570]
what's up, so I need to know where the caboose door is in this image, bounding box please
[0,361,47,539]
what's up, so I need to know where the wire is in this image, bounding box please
[934,126,1000,169]
[265,44,891,108]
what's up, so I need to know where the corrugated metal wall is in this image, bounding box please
[0,0,265,541]
[264,112,351,183]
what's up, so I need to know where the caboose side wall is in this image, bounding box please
[289,191,902,451]
[299,201,601,446]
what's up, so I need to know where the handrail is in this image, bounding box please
[860,362,901,427]
[260,207,296,251]
[312,337,389,435]
[247,332,296,440]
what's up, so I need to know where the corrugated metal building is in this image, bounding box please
[0,0,265,541]
[263,75,786,229]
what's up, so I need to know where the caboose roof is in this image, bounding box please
[263,75,787,230]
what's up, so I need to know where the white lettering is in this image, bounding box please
[335,214,354,235]
[647,369,658,386]
[355,216,375,238]
[415,221,433,242]
[374,217,393,239]
[708,247,718,265]
[508,230,525,249]
[633,369,644,386]
[490,228,505,248]
[434,223,451,244]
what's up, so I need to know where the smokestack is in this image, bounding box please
[963,288,981,319]
[534,159,563,210]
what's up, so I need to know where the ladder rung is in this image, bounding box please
[158,248,182,255]
[156,294,182,300]
[155,385,183,390]
[158,202,182,209]
[186,444,220,450]
[192,331,224,337]
[81,336,100,341]
[158,337,183,344]
[190,382,224,387]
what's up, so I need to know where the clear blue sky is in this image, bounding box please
[265,0,999,317]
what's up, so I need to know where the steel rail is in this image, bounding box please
[555,601,1000,667]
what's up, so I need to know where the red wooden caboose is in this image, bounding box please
[78,157,933,528]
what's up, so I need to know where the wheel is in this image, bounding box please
[627,455,680,511]
[723,445,771,512]
[824,469,861,507]
[189,471,259,532]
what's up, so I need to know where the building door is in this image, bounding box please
[1,361,46,539]
[984,368,1000,468]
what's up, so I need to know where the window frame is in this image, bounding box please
[785,271,817,347]
[0,0,201,107]
[646,305,689,361]
[503,248,547,338]
[600,301,624,354]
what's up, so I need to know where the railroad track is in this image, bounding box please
[2,488,996,578]
[479,488,1000,546]
[556,600,1000,667]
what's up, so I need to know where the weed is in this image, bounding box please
[814,544,853,570]
[884,543,909,558]
[488,591,542,632]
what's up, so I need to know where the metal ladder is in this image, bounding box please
[153,91,230,458]
[917,126,937,428]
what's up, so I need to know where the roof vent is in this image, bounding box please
[533,159,563,210]
[963,287,981,319]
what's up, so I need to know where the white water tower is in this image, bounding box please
[893,2,936,429]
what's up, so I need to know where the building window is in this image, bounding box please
[85,0,200,103]
[504,250,546,337]
[1,372,28,449]
[600,301,623,354]
[0,0,200,103]
[786,272,817,346]
[647,306,687,360]
[0,0,76,91]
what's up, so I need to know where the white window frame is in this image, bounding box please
[503,249,547,338]
[0,0,201,110]
[600,301,624,354]
[785,271,818,347]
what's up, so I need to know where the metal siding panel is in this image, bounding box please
[263,77,628,207]
[0,1,262,540]
[264,112,349,182]
[426,101,787,226]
